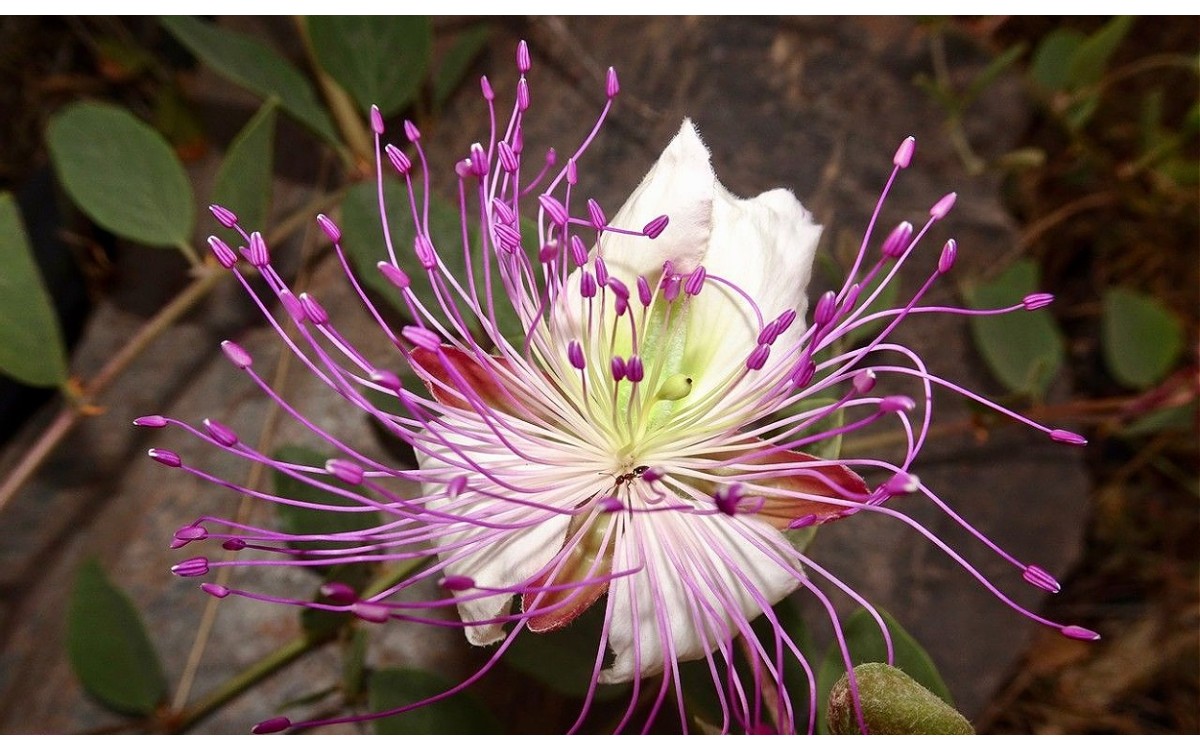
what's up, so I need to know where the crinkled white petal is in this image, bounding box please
[600,489,802,683]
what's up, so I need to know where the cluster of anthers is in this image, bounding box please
[139,41,1095,734]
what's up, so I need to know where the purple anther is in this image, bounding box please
[479,76,494,101]
[371,369,402,391]
[663,275,681,302]
[1023,292,1055,311]
[252,716,292,735]
[351,602,391,623]
[245,232,269,267]
[715,485,742,516]
[570,236,589,266]
[684,266,707,295]
[614,296,629,316]
[447,475,468,500]
[567,340,585,370]
[879,395,916,413]
[497,141,519,173]
[640,466,664,482]
[566,158,578,186]
[149,448,182,468]
[538,194,569,227]
[207,236,238,268]
[385,143,412,175]
[788,514,818,530]
[930,191,957,220]
[757,321,780,346]
[414,233,437,269]
[746,344,771,371]
[607,277,629,300]
[881,221,914,258]
[171,556,209,577]
[938,238,958,274]
[493,223,522,253]
[209,204,238,228]
[883,472,920,496]
[403,120,421,142]
[791,358,816,389]
[134,415,168,428]
[440,575,476,592]
[201,583,230,599]
[605,66,620,98]
[512,129,525,155]
[299,294,329,326]
[469,142,488,177]
[814,290,837,326]
[594,257,609,286]
[320,581,358,605]
[1050,429,1088,446]
[893,136,916,169]
[1061,625,1101,641]
[171,524,207,548]
[369,105,384,135]
[203,418,239,447]
[517,79,530,112]
[587,198,607,230]
[579,271,597,299]
[492,198,516,226]
[643,214,669,239]
[842,283,862,312]
[774,308,797,334]
[637,276,653,307]
[455,158,472,178]
[539,242,559,264]
[626,356,645,383]
[853,369,877,394]
[610,356,627,382]
[222,538,246,551]
[516,40,531,73]
[327,458,365,485]
[314,214,341,244]
[402,326,441,352]
[279,291,306,324]
[378,261,410,290]
[1022,565,1061,593]
[598,496,624,513]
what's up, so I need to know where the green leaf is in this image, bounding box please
[308,17,432,118]
[160,16,339,145]
[272,444,381,554]
[1120,403,1195,438]
[211,99,278,233]
[0,194,69,387]
[817,607,953,733]
[1067,16,1134,89]
[1029,29,1085,91]
[964,260,1065,397]
[963,43,1026,107]
[369,668,501,733]
[1102,286,1184,389]
[342,627,370,700]
[46,101,194,248]
[828,663,973,734]
[503,601,626,700]
[433,24,491,109]
[68,559,168,716]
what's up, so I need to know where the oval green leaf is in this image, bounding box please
[433,24,491,110]
[308,17,432,118]
[0,194,69,387]
[68,559,168,716]
[369,668,501,734]
[1102,286,1184,389]
[160,16,339,145]
[965,260,1065,397]
[828,663,973,734]
[211,99,278,233]
[46,102,194,248]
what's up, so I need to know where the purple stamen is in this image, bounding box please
[684,266,707,295]
[403,120,421,142]
[587,198,607,230]
[352,602,391,623]
[893,136,916,168]
[814,290,837,326]
[1050,429,1088,446]
[594,257,610,287]
[402,326,441,352]
[879,395,916,413]
[245,232,269,267]
[643,215,669,239]
[203,419,239,447]
[627,356,645,382]
[208,236,238,268]
[370,105,384,135]
[606,66,620,98]
[202,583,230,598]
[321,582,359,604]
[929,192,957,220]
[149,448,182,468]
[378,261,411,290]
[316,214,341,243]
[881,221,913,258]
[1060,625,1101,641]
[611,356,627,381]
[209,204,238,228]
[171,556,209,577]
[637,276,653,306]
[326,458,365,485]
[385,143,412,175]
[570,236,589,266]
[134,415,168,428]
[539,194,569,227]
[746,344,771,371]
[299,294,330,326]
[252,716,292,735]
[568,340,586,370]
[937,239,957,273]
[440,575,476,591]
[480,76,494,102]
[1022,565,1061,593]
[1023,292,1055,310]
[580,271,597,298]
[516,40,531,73]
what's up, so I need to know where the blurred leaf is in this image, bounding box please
[433,24,491,109]
[308,17,432,118]
[95,36,155,81]
[152,84,208,160]
[963,43,1026,107]
[1102,286,1184,389]
[1120,403,1195,438]
[160,16,339,145]
[965,260,1064,397]
[1029,29,1085,91]
[46,101,194,249]
[211,99,278,232]
[827,663,972,734]
[369,668,501,733]
[0,194,69,387]
[1064,94,1101,131]
[994,147,1047,171]
[817,607,952,732]
[68,559,167,716]
[272,444,381,555]
[1067,16,1134,89]
[343,627,370,700]
[504,601,625,700]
